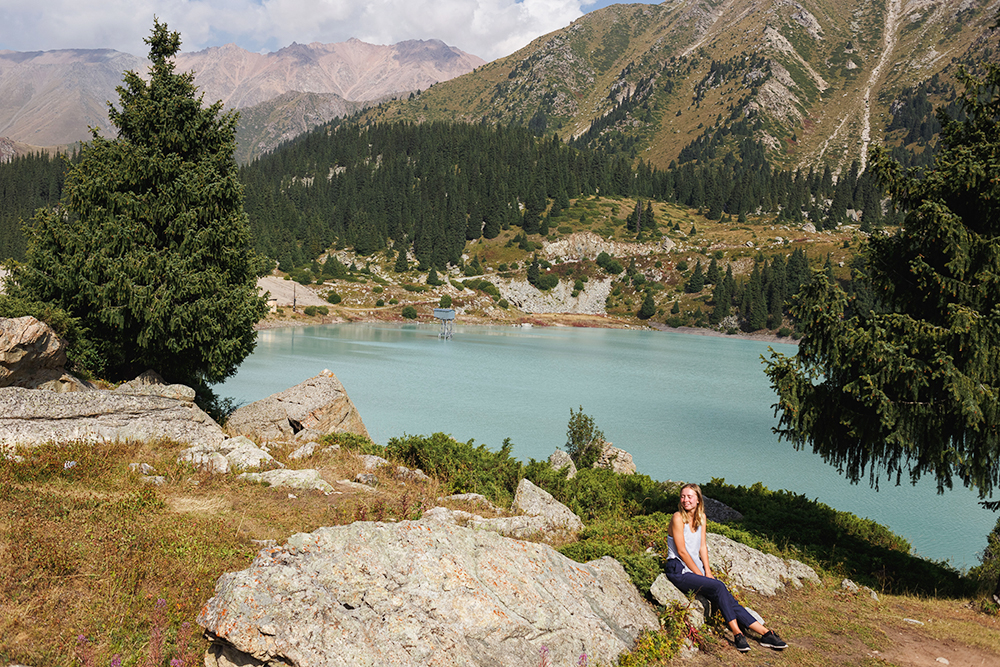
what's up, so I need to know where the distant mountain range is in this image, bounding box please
[0,38,484,162]
[2,0,997,171]
[361,0,999,172]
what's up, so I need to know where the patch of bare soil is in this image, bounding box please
[877,625,998,667]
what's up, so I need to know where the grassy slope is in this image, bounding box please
[356,0,997,174]
[2,434,998,666]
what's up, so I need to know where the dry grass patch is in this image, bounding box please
[0,437,440,666]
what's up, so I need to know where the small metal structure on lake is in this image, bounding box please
[433,308,455,339]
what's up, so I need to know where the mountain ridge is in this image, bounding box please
[359,0,998,172]
[0,38,484,159]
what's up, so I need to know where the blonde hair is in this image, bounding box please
[678,483,707,532]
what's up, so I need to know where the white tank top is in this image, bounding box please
[666,521,704,574]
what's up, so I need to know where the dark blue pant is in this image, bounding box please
[664,560,757,629]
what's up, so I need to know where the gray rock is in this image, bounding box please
[240,468,333,492]
[396,465,430,482]
[227,370,369,442]
[288,441,340,460]
[0,316,67,387]
[703,496,743,523]
[178,436,282,473]
[428,480,584,541]
[129,462,157,475]
[548,449,577,478]
[179,449,230,474]
[512,478,584,534]
[354,472,379,486]
[593,442,636,475]
[219,436,282,471]
[116,370,196,402]
[0,386,225,448]
[293,428,325,443]
[198,521,658,666]
[706,533,819,595]
[142,475,167,486]
[358,454,389,470]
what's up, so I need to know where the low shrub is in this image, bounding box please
[401,306,418,319]
[326,292,342,304]
[383,433,523,506]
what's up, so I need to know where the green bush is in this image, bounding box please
[372,286,383,294]
[438,294,452,308]
[385,433,523,506]
[303,305,328,317]
[565,406,605,468]
[403,283,430,293]
[375,299,385,307]
[326,292,342,304]
[401,306,418,319]
[596,251,624,275]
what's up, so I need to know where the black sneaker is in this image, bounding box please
[733,633,751,652]
[759,630,787,650]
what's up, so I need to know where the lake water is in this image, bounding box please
[220,322,996,570]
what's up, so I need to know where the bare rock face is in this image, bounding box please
[198,520,658,667]
[0,316,67,385]
[423,478,584,542]
[593,442,636,475]
[0,385,226,448]
[706,532,819,595]
[548,449,577,478]
[226,370,369,442]
[703,496,743,523]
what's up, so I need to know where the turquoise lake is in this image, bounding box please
[219,322,996,570]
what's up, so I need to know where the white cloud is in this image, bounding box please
[0,0,613,61]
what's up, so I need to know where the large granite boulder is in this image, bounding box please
[422,478,584,542]
[0,316,90,392]
[706,532,819,595]
[0,385,226,448]
[198,520,658,667]
[227,370,369,442]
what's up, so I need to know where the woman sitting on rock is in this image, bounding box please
[664,483,788,652]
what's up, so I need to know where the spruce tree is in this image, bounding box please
[11,20,266,387]
[638,291,657,320]
[684,260,705,293]
[705,257,721,285]
[766,62,1000,500]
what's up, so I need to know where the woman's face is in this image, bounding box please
[680,487,699,512]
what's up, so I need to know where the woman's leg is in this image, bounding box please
[667,573,768,632]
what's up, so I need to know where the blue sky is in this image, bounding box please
[0,0,662,61]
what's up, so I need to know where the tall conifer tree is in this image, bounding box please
[11,20,266,387]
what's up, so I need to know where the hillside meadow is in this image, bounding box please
[2,430,998,666]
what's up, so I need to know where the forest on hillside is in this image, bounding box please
[0,109,915,275]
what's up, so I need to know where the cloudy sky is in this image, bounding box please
[0,0,661,62]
